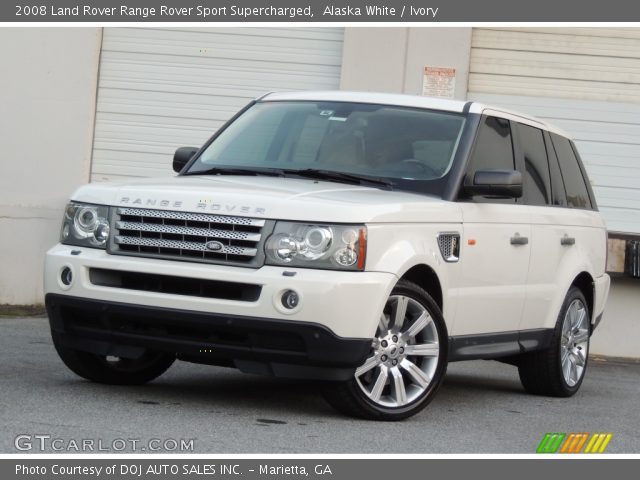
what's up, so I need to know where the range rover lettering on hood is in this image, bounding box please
[118,197,267,216]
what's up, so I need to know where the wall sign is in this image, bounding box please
[422,66,456,98]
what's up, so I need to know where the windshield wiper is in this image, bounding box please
[287,169,394,189]
[184,166,393,189]
[184,166,285,177]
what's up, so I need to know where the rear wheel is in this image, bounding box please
[323,280,448,420]
[518,287,590,397]
[52,331,175,385]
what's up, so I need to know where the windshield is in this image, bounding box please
[187,101,467,195]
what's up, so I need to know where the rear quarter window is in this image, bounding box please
[551,134,593,210]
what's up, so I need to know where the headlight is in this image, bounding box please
[265,222,366,271]
[60,203,110,249]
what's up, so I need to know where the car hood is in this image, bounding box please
[71,175,462,223]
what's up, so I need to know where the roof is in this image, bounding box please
[259,90,572,139]
[262,90,470,113]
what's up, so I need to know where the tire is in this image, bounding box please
[322,279,448,421]
[51,331,175,385]
[518,286,590,397]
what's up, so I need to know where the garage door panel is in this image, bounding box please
[589,171,640,191]
[578,142,640,160]
[471,48,640,85]
[599,208,640,234]
[94,120,218,154]
[95,114,217,137]
[91,27,344,182]
[466,92,640,124]
[472,29,640,59]
[99,58,342,86]
[491,28,640,40]
[99,50,343,77]
[469,73,640,103]
[97,90,247,121]
[102,28,343,66]
[117,26,345,44]
[547,120,640,146]
[89,161,170,179]
[99,65,341,95]
[596,186,640,204]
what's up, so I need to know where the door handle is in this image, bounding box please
[561,235,576,246]
[510,233,529,246]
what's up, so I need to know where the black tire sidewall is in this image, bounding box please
[555,287,590,395]
[342,280,449,420]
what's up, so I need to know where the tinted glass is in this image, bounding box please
[466,116,516,203]
[517,123,551,206]
[544,131,567,206]
[551,134,592,209]
[188,101,467,197]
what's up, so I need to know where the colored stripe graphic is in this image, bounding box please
[561,433,589,453]
[537,433,566,453]
[584,433,613,453]
[572,433,589,453]
[538,433,613,453]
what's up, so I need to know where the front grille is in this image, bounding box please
[108,207,271,267]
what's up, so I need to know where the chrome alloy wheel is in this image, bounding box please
[355,295,440,408]
[560,298,589,387]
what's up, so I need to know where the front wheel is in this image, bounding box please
[323,280,448,420]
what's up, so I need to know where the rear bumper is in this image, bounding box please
[46,294,372,381]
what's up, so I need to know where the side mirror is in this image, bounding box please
[463,169,523,198]
[173,147,199,173]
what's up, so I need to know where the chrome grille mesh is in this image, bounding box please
[109,207,268,266]
[437,232,460,263]
[116,208,264,226]
[115,221,261,241]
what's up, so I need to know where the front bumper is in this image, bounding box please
[46,294,372,380]
[45,244,396,379]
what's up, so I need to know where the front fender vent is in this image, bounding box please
[437,232,460,263]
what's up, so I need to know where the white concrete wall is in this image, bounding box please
[0,28,102,304]
[590,277,640,359]
[340,27,472,99]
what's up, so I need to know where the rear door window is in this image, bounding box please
[515,123,552,206]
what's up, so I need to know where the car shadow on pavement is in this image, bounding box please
[441,372,525,395]
[52,361,527,421]
[55,368,341,418]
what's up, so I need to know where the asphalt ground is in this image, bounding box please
[1,317,638,453]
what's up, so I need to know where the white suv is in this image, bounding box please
[45,91,610,420]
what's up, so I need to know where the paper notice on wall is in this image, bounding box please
[422,67,456,98]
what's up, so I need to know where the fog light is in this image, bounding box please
[60,267,73,286]
[281,290,299,309]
